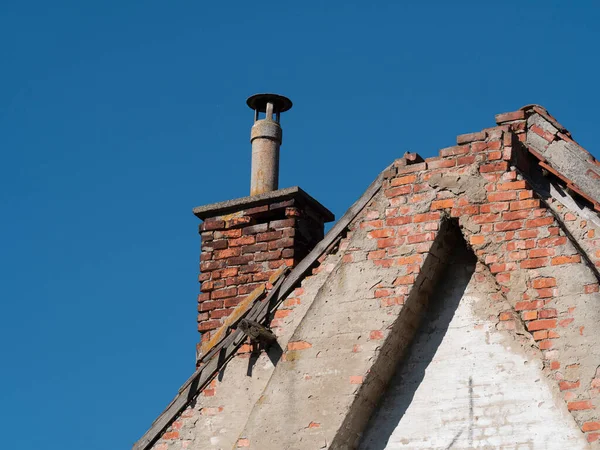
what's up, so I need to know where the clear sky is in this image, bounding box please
[1,1,599,449]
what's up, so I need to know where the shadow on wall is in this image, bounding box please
[359,233,477,450]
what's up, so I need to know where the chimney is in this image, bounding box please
[193,94,334,349]
[247,93,292,196]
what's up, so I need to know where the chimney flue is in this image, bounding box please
[246,93,293,196]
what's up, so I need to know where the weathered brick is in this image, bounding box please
[568,400,594,411]
[495,110,525,123]
[527,319,557,331]
[520,258,549,269]
[456,131,486,145]
[551,255,581,265]
[390,175,417,186]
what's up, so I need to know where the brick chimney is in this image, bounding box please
[193,94,334,345]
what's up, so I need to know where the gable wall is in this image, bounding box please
[360,237,588,449]
[138,107,600,449]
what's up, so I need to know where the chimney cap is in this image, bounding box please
[247,93,293,113]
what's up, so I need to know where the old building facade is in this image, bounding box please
[133,98,600,449]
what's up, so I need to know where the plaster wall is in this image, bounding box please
[360,243,588,450]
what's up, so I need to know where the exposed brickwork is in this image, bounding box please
[197,198,329,344]
[141,105,600,450]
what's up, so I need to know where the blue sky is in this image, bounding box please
[1,1,599,449]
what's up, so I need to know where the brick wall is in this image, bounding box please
[195,190,332,347]
[143,107,600,449]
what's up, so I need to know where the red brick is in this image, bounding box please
[518,229,539,239]
[242,223,268,235]
[212,287,237,299]
[370,330,384,340]
[457,155,476,165]
[480,162,508,173]
[368,250,386,260]
[269,218,295,229]
[199,300,224,311]
[238,283,261,295]
[527,319,557,331]
[495,110,525,123]
[215,229,242,238]
[198,320,222,332]
[532,277,556,289]
[393,275,415,285]
[525,217,554,228]
[374,289,393,298]
[456,132,486,145]
[413,212,441,223]
[533,330,548,340]
[508,251,527,261]
[488,191,517,202]
[428,159,456,169]
[502,210,530,221]
[210,308,235,319]
[349,376,364,384]
[287,341,312,351]
[530,248,555,260]
[407,232,436,244]
[470,235,485,245]
[497,180,527,191]
[487,140,502,150]
[539,308,557,318]
[378,237,404,248]
[163,431,180,440]
[385,217,412,226]
[473,213,500,224]
[489,263,506,274]
[431,199,455,210]
[521,310,537,321]
[268,237,294,250]
[242,243,268,254]
[568,400,594,411]
[539,340,553,350]
[510,199,540,211]
[584,283,600,294]
[229,235,256,247]
[227,255,255,265]
[538,236,567,247]
[213,248,242,260]
[390,174,417,186]
[552,255,581,265]
[361,220,383,230]
[507,239,535,251]
[256,231,283,242]
[496,272,511,283]
[225,217,253,228]
[520,258,549,269]
[385,185,412,197]
[559,318,575,327]
[368,228,396,239]
[254,250,282,261]
[201,219,225,231]
[515,300,544,311]
[583,422,600,432]
[531,124,555,143]
[487,151,502,161]
[494,221,523,232]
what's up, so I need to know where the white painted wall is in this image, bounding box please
[360,251,588,450]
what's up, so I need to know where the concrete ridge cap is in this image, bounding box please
[192,186,335,222]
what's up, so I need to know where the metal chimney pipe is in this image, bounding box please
[246,93,293,196]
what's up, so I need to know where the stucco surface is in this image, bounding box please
[360,243,589,450]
